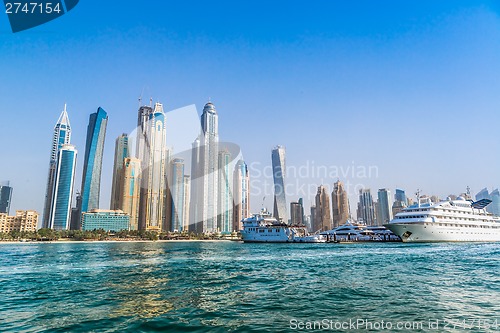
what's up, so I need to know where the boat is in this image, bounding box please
[321,221,401,242]
[385,195,500,242]
[240,210,326,243]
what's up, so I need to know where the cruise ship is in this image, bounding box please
[385,196,500,242]
[240,210,326,243]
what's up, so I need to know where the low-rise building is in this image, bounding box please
[81,209,130,231]
[0,210,39,233]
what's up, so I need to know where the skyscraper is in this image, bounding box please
[272,145,287,224]
[191,102,219,233]
[0,181,13,215]
[136,102,168,232]
[110,134,129,210]
[42,105,71,228]
[80,107,108,214]
[377,188,393,225]
[310,205,316,232]
[488,189,500,216]
[233,159,250,232]
[314,186,332,231]
[121,157,141,231]
[183,175,190,232]
[218,149,233,233]
[170,158,185,232]
[49,144,77,230]
[395,189,407,204]
[358,188,375,225]
[331,180,349,227]
[290,199,304,225]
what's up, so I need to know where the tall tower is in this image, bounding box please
[377,188,393,225]
[0,181,13,215]
[110,134,129,210]
[218,148,233,233]
[137,102,167,232]
[332,180,350,227]
[49,144,77,230]
[197,102,219,232]
[290,200,304,225]
[42,105,71,228]
[169,158,185,232]
[272,145,287,223]
[233,159,250,232]
[358,188,375,225]
[183,175,190,232]
[314,185,332,231]
[121,157,141,230]
[80,107,108,214]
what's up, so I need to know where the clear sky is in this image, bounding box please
[1,1,500,215]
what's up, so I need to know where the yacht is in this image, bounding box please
[385,196,500,242]
[240,210,326,243]
[321,221,401,242]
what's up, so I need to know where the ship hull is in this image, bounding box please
[385,222,500,242]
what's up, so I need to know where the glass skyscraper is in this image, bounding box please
[217,149,233,233]
[395,189,407,204]
[42,105,71,228]
[272,145,287,224]
[80,107,108,214]
[170,158,185,232]
[0,181,13,214]
[377,188,393,225]
[357,188,375,225]
[49,144,77,230]
[121,157,141,231]
[233,159,250,232]
[110,134,129,210]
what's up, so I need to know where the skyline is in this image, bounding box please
[1,1,500,216]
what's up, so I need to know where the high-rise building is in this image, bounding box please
[121,158,141,231]
[110,134,129,210]
[310,205,316,232]
[233,159,250,232]
[169,158,185,232]
[314,186,332,231]
[42,105,71,228]
[80,107,108,214]
[218,149,233,233]
[191,102,219,233]
[81,209,130,231]
[331,180,349,227]
[395,189,407,204]
[377,188,393,225]
[357,188,375,225]
[489,189,500,216]
[272,145,287,224]
[290,199,304,225]
[0,181,13,215]
[136,103,168,232]
[183,175,190,232]
[49,144,77,230]
[475,188,490,201]
[69,193,82,230]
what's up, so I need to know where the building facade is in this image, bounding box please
[170,158,185,232]
[121,158,141,231]
[81,209,130,231]
[49,144,77,230]
[377,188,393,225]
[136,103,168,232]
[233,159,250,232]
[290,199,304,225]
[357,188,375,225]
[272,145,287,224]
[314,186,332,232]
[0,181,13,215]
[42,105,71,228]
[110,134,129,210]
[80,107,108,214]
[0,210,39,233]
[331,180,349,227]
[218,149,234,233]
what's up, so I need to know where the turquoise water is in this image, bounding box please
[0,241,498,332]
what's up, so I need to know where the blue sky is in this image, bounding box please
[1,1,500,214]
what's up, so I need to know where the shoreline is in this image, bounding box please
[0,239,241,244]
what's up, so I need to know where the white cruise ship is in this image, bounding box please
[386,196,500,242]
[240,210,326,243]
